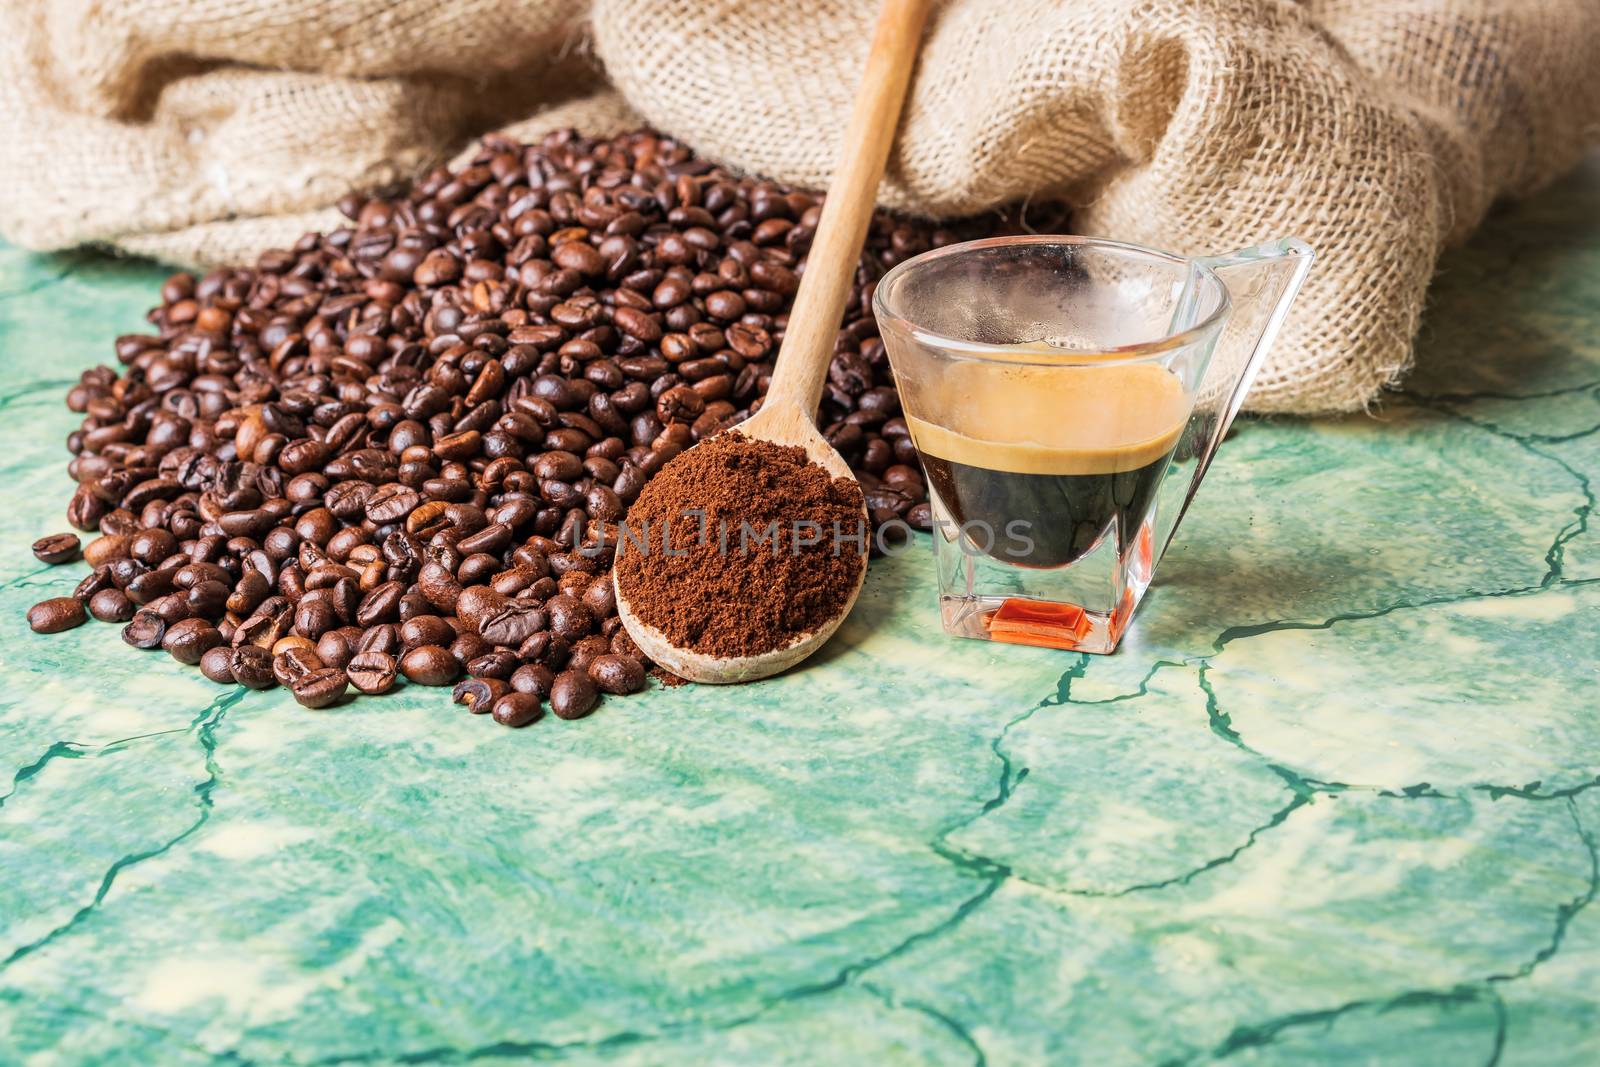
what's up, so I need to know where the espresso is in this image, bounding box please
[908,361,1188,568]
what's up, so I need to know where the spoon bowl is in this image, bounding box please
[613,400,870,684]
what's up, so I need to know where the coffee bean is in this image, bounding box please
[162,618,223,664]
[272,644,324,687]
[450,632,491,667]
[509,663,555,698]
[230,645,276,689]
[416,561,462,613]
[316,628,359,670]
[466,649,519,680]
[356,581,406,626]
[273,634,318,659]
[401,614,454,649]
[66,486,107,531]
[550,669,599,720]
[186,579,230,619]
[32,533,82,565]
[73,565,114,602]
[399,644,459,686]
[478,603,545,647]
[546,594,592,640]
[27,596,86,634]
[89,587,135,622]
[567,634,610,674]
[357,623,401,656]
[292,667,349,709]
[199,645,236,684]
[366,483,421,524]
[347,650,398,694]
[149,593,192,626]
[582,575,617,618]
[492,691,543,727]
[124,567,174,606]
[588,654,646,695]
[129,528,178,565]
[83,534,130,567]
[121,609,166,649]
[452,676,509,713]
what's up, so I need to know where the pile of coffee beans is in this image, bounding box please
[27,128,1062,723]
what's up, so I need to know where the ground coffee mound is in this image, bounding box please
[613,431,865,658]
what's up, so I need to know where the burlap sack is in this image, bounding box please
[1,0,1596,413]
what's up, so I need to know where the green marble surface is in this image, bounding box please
[0,157,1597,1065]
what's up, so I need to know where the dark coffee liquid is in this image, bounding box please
[905,360,1187,569]
[921,451,1174,567]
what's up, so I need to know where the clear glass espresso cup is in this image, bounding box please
[873,234,1312,654]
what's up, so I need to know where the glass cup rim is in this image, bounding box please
[872,233,1232,366]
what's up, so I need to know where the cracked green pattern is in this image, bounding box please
[1,156,1597,1065]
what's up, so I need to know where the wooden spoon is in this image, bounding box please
[614,0,931,684]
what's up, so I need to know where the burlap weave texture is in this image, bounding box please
[1,0,1596,412]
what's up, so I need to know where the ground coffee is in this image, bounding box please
[613,431,865,658]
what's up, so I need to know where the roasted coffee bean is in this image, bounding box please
[509,663,555,698]
[357,623,401,656]
[347,650,398,694]
[589,653,646,695]
[399,644,459,686]
[186,579,230,618]
[162,618,223,664]
[292,667,350,709]
[479,602,546,647]
[272,644,323,687]
[124,567,174,605]
[544,594,593,640]
[452,676,509,713]
[492,691,543,727]
[89,587,136,622]
[234,604,291,650]
[129,528,178,565]
[121,609,166,649]
[365,483,421,524]
[27,596,86,634]
[294,597,338,640]
[356,580,406,626]
[610,628,646,661]
[450,632,491,667]
[32,533,82,565]
[453,585,505,632]
[467,649,519,680]
[401,614,455,649]
[230,645,276,689]
[149,593,192,626]
[83,534,130,567]
[199,645,236,684]
[566,634,610,674]
[581,576,617,619]
[316,628,359,670]
[66,486,107,531]
[73,564,114,602]
[416,561,462,613]
[550,668,599,720]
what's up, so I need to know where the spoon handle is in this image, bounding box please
[763,0,931,416]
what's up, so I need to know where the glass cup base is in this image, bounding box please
[939,583,1144,655]
[931,509,1156,656]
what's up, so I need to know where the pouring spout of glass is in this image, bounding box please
[1152,238,1315,560]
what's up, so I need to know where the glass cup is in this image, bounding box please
[873,235,1313,653]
